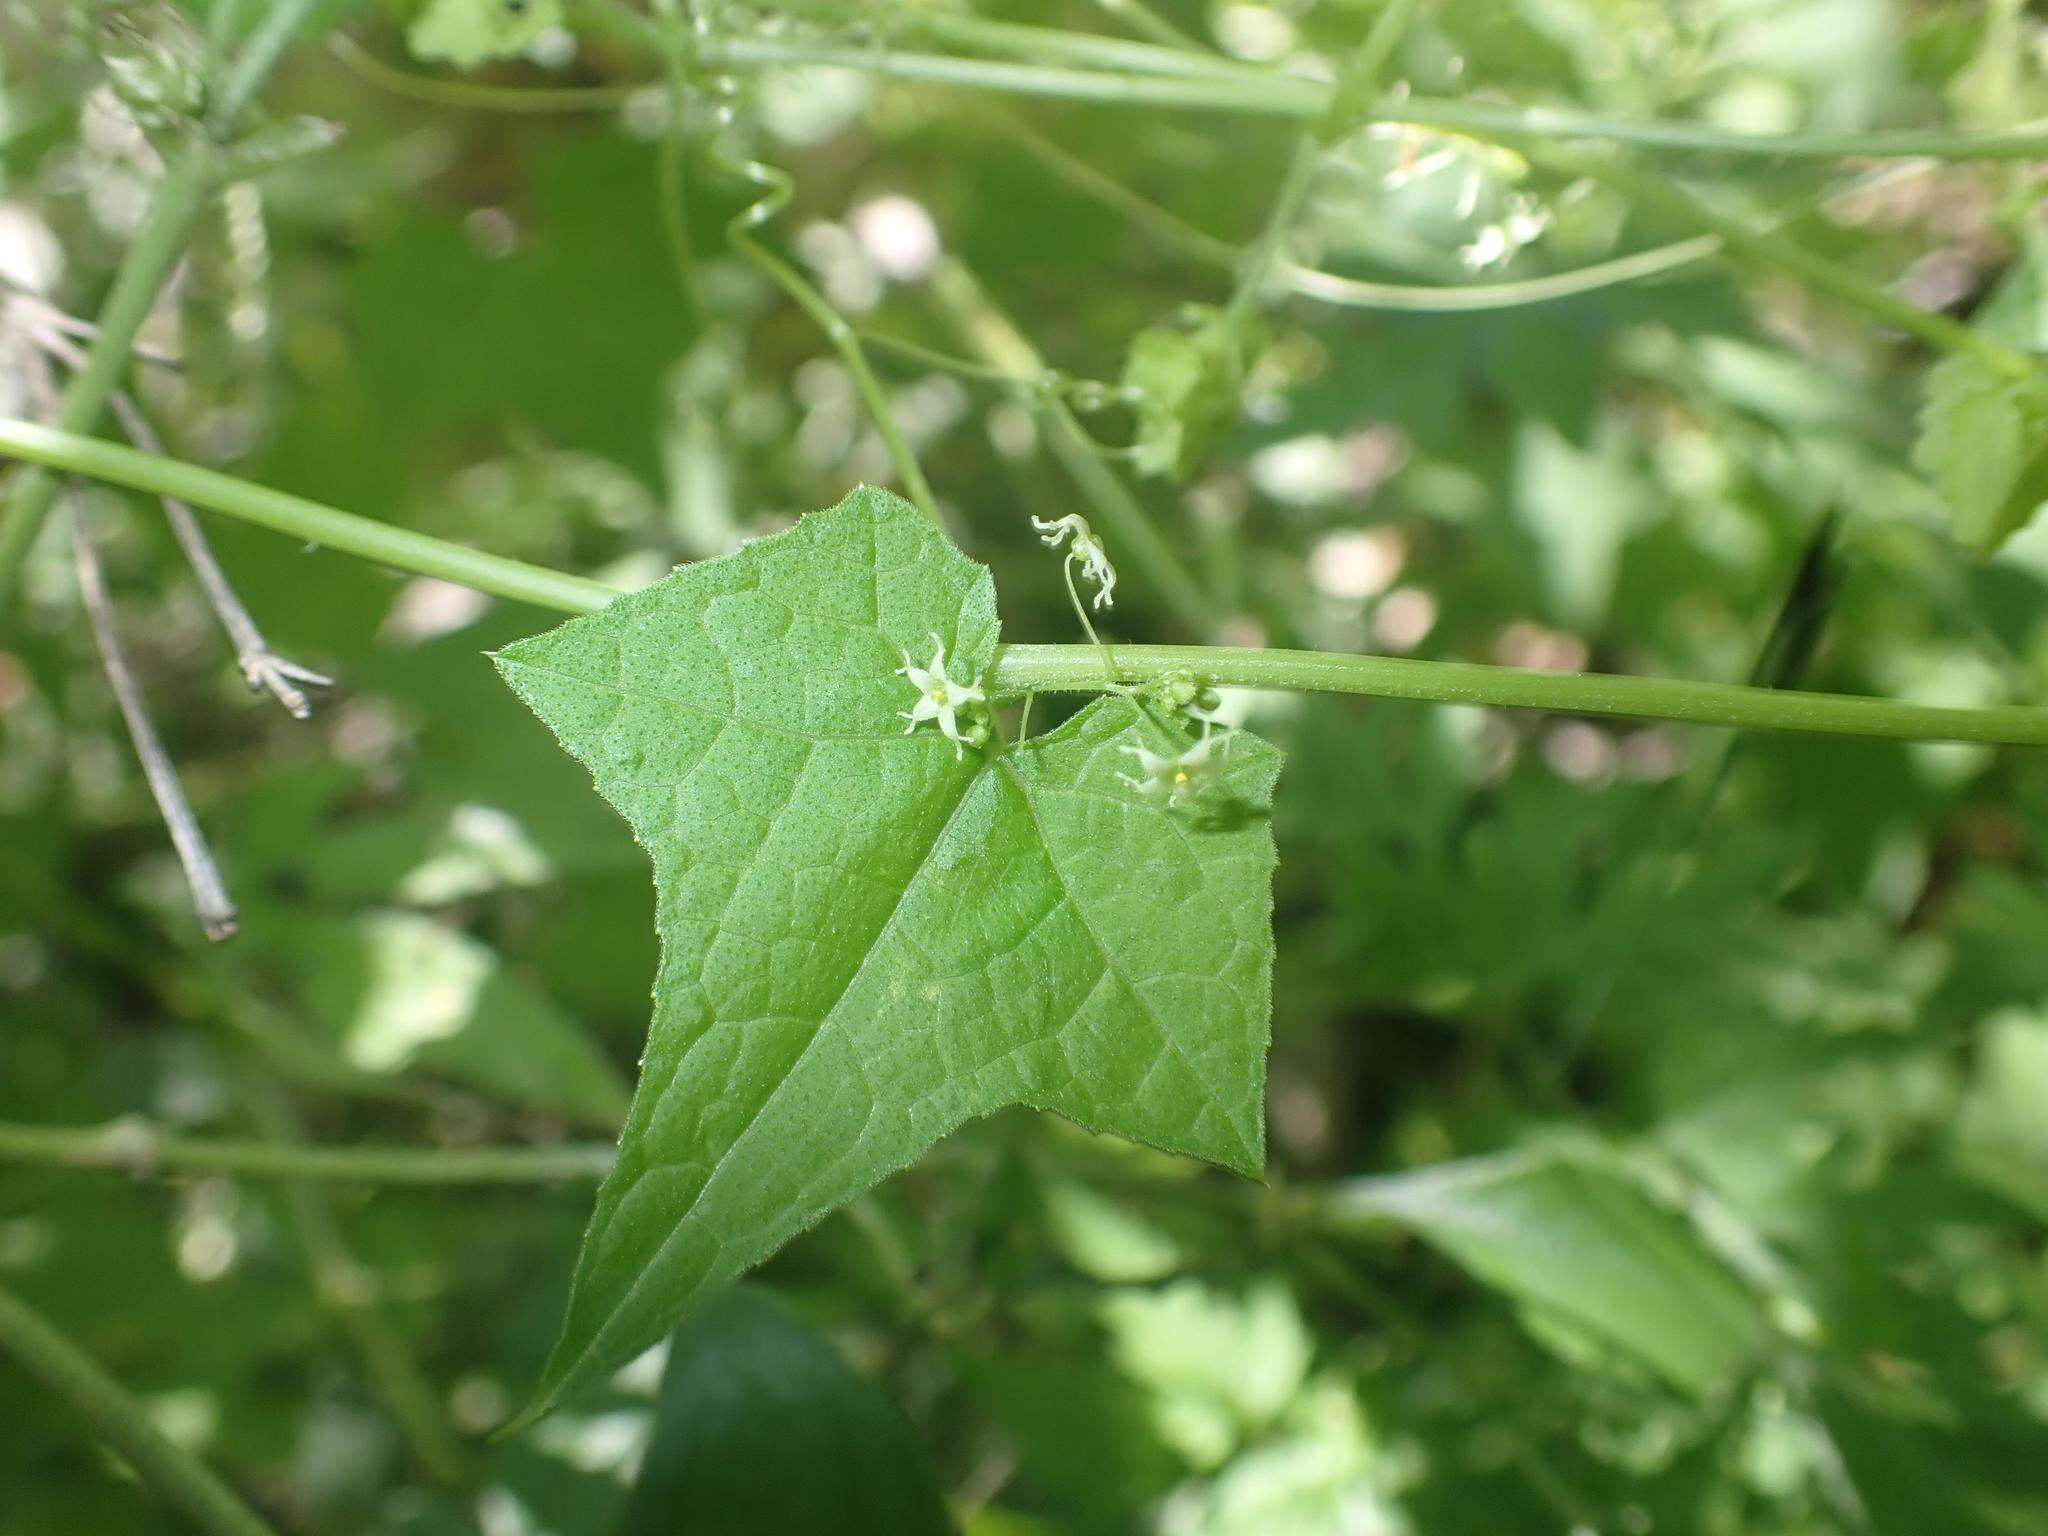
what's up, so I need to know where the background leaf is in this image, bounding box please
[619,1289,955,1536]
[1328,1142,1771,1394]
[1913,354,2048,556]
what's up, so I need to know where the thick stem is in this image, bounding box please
[993,643,2048,745]
[0,1118,615,1184]
[206,0,332,134]
[7,420,2048,747]
[0,1281,282,1536]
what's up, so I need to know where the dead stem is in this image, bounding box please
[26,311,331,717]
[68,495,239,941]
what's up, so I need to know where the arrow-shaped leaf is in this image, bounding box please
[496,487,1279,1420]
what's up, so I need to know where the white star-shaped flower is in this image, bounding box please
[1119,722,1230,807]
[1032,513,1117,610]
[898,632,987,759]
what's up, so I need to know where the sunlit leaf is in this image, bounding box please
[498,487,1280,1419]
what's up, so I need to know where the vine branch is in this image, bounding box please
[0,1117,615,1184]
[6,419,2046,748]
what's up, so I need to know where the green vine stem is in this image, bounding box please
[997,644,2048,746]
[0,1117,615,1184]
[0,1280,282,1536]
[6,419,2047,748]
[708,144,941,521]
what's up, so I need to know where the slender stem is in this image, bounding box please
[1225,139,1321,326]
[240,1087,468,1483]
[695,35,1313,114]
[1281,235,1720,310]
[671,32,2048,160]
[928,262,1216,633]
[0,1280,282,1536]
[8,421,2048,746]
[0,142,214,616]
[1093,0,1205,51]
[707,135,940,521]
[206,0,330,134]
[1530,148,2036,378]
[0,420,619,614]
[34,326,330,716]
[1006,110,1724,311]
[1222,0,1422,328]
[328,33,644,112]
[0,1118,615,1184]
[899,12,1255,82]
[69,501,240,941]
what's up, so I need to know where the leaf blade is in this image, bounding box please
[497,488,1278,1420]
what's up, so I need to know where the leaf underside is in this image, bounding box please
[496,487,1280,1419]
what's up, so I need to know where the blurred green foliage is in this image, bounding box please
[3,0,2048,1533]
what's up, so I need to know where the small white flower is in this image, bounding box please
[898,632,987,759]
[1459,224,1511,270]
[1032,513,1117,610]
[1460,194,1550,271]
[1118,721,1231,807]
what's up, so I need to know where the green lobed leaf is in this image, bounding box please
[1912,353,2048,557]
[1327,1142,1771,1396]
[496,487,1280,1420]
[619,1289,955,1536]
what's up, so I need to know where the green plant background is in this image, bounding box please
[5,1,2048,1533]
